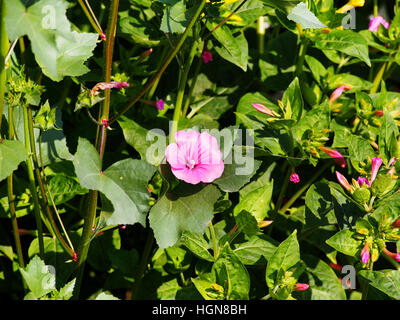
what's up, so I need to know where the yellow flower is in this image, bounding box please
[336,0,365,13]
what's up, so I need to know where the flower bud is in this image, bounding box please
[252,103,279,117]
[361,244,370,264]
[336,171,354,193]
[293,283,309,291]
[290,172,300,183]
[320,147,347,168]
[370,157,383,183]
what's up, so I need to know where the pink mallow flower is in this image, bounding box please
[357,177,370,187]
[361,244,370,264]
[165,130,224,185]
[156,99,165,110]
[368,16,390,32]
[329,85,352,103]
[293,283,309,291]
[371,157,383,183]
[320,146,347,168]
[201,50,213,64]
[290,172,300,184]
[252,103,279,117]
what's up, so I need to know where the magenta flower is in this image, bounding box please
[396,253,400,262]
[371,157,383,183]
[201,50,213,64]
[252,103,278,117]
[368,16,390,31]
[357,177,370,187]
[383,247,400,262]
[320,146,347,168]
[329,85,352,103]
[290,172,300,183]
[336,171,353,192]
[165,130,225,185]
[293,283,309,291]
[361,244,370,264]
[156,99,165,110]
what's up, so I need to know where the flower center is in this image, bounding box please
[186,159,196,170]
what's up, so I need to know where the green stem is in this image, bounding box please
[182,56,202,118]
[7,105,24,268]
[77,0,103,35]
[73,0,119,300]
[294,24,308,78]
[146,45,169,101]
[171,38,199,141]
[370,62,388,94]
[0,0,8,135]
[130,229,154,300]
[373,0,378,16]
[209,221,219,259]
[109,0,207,125]
[23,106,45,260]
[278,162,331,214]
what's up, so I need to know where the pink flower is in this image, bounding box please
[320,146,347,168]
[336,171,353,192]
[293,283,309,291]
[396,253,400,262]
[201,50,213,64]
[73,251,78,262]
[371,157,383,183]
[361,244,370,264]
[329,85,352,103]
[290,172,300,183]
[100,33,106,40]
[252,103,278,117]
[91,81,129,95]
[383,247,400,262]
[357,177,370,187]
[156,99,165,110]
[368,16,390,32]
[165,130,225,185]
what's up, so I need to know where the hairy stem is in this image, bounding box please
[182,56,202,118]
[0,0,8,135]
[77,0,103,35]
[23,106,45,260]
[73,0,119,300]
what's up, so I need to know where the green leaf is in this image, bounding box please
[305,55,328,85]
[5,0,98,81]
[359,270,400,300]
[212,243,250,300]
[287,2,326,29]
[180,231,214,262]
[233,182,273,222]
[160,0,190,34]
[207,22,248,71]
[20,255,55,299]
[297,255,346,300]
[379,111,400,163]
[313,30,371,66]
[0,139,28,182]
[265,230,300,289]
[118,116,166,165]
[73,138,157,226]
[233,234,278,265]
[149,184,221,249]
[234,210,260,236]
[260,0,301,13]
[214,146,262,193]
[34,100,58,131]
[95,292,120,300]
[282,77,304,121]
[325,229,362,257]
[47,175,88,205]
[54,279,76,300]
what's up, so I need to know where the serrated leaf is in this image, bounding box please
[5,0,98,81]
[287,2,326,29]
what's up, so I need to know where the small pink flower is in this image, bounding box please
[73,251,78,262]
[252,103,278,117]
[290,172,300,183]
[320,146,347,168]
[100,33,106,40]
[357,177,370,187]
[396,253,400,262]
[368,16,390,32]
[156,99,165,110]
[120,225,126,230]
[165,130,225,185]
[336,171,353,192]
[201,50,213,64]
[361,244,370,264]
[371,157,383,183]
[329,85,352,103]
[293,283,309,291]
[91,81,129,95]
